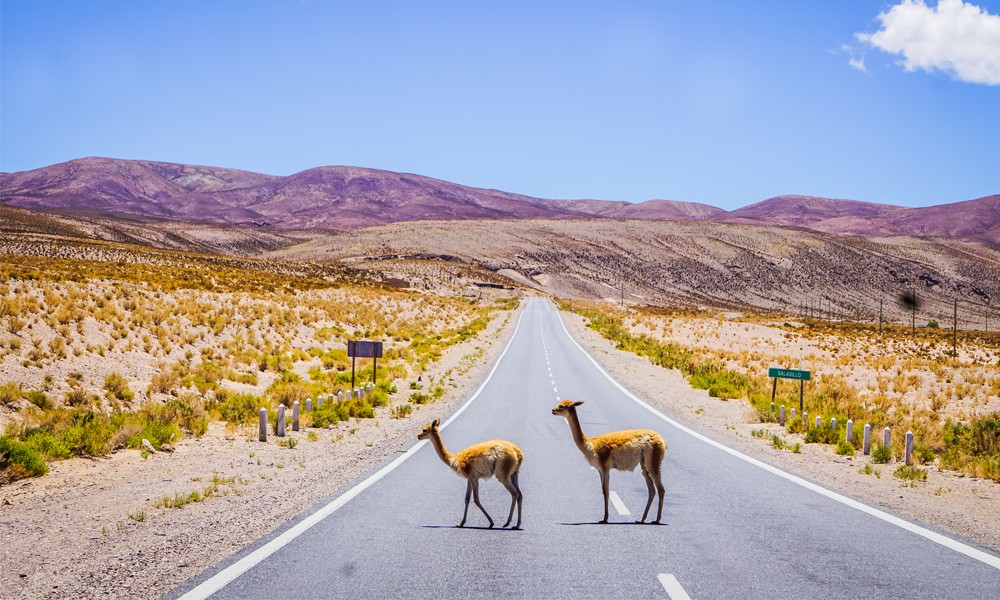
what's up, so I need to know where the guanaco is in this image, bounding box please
[551,400,666,524]
[417,419,524,529]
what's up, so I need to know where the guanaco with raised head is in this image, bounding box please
[417,419,524,529]
[551,400,666,524]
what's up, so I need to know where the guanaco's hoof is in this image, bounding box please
[456,523,465,528]
[598,519,608,524]
[510,525,521,530]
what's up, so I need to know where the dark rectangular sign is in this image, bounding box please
[348,340,383,358]
[768,368,811,381]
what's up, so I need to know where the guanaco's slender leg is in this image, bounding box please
[639,468,656,523]
[470,479,493,528]
[458,480,473,527]
[500,470,522,529]
[599,469,611,524]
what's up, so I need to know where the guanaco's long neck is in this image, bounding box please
[427,431,456,469]
[565,408,590,452]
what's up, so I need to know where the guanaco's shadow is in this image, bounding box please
[419,525,523,531]
[557,521,668,526]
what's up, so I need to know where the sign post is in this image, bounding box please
[768,368,812,412]
[347,341,384,390]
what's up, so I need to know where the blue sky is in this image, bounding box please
[2,1,998,209]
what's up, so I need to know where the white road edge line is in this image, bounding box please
[657,574,692,600]
[555,311,1000,571]
[609,491,630,515]
[175,306,530,600]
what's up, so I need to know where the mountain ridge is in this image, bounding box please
[2,157,997,246]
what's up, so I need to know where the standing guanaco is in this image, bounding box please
[417,419,524,529]
[551,400,666,524]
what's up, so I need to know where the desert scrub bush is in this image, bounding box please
[224,369,258,385]
[376,380,397,394]
[913,444,936,465]
[138,396,207,439]
[0,381,24,406]
[27,390,50,410]
[369,389,389,407]
[752,398,780,423]
[151,367,181,394]
[104,373,135,403]
[64,387,93,408]
[836,439,856,456]
[278,437,299,449]
[859,464,881,478]
[0,436,49,482]
[871,444,892,464]
[893,465,928,482]
[391,404,413,419]
[940,412,1000,481]
[409,392,430,405]
[211,391,268,425]
[803,425,840,445]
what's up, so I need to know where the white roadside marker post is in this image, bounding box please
[292,401,300,432]
[277,405,286,437]
[306,398,312,413]
[905,431,914,465]
[863,424,872,455]
[803,412,808,429]
[770,402,775,415]
[338,391,344,402]
[317,394,323,409]
[816,415,822,429]
[259,408,267,442]
[790,408,795,422]
[883,427,891,459]
[831,417,837,432]
[779,405,785,427]
[846,420,853,445]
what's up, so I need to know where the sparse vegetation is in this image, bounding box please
[556,299,1000,482]
[859,464,881,478]
[0,257,511,478]
[893,465,928,482]
[872,444,892,464]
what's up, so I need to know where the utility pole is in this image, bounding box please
[953,299,958,357]
[879,299,883,338]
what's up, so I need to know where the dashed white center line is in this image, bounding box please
[609,491,630,515]
[553,387,558,392]
[657,574,692,600]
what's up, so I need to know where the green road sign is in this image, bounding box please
[768,368,811,381]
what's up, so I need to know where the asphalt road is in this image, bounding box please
[164,298,1000,599]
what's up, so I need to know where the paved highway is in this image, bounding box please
[164,298,1000,599]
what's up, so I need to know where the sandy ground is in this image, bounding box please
[556,303,1000,553]
[0,306,519,600]
[3,299,998,600]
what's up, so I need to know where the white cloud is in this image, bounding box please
[849,55,868,73]
[857,0,1000,85]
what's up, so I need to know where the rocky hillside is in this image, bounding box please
[3,158,996,245]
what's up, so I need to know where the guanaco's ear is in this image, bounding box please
[571,400,584,407]
[432,418,441,428]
